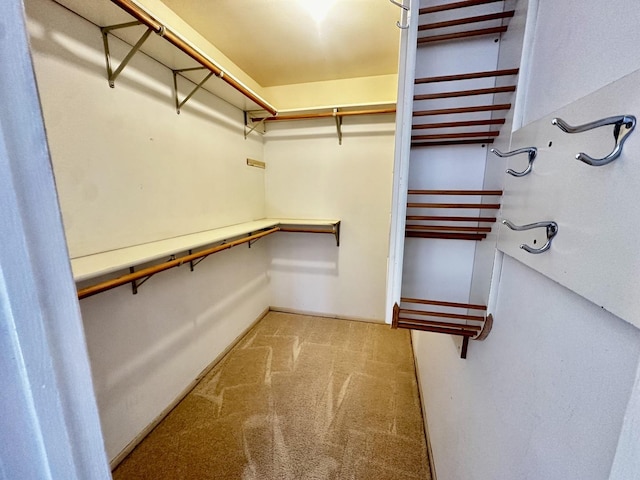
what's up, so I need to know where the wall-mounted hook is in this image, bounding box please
[389,0,410,29]
[551,115,636,166]
[491,147,537,177]
[502,219,558,254]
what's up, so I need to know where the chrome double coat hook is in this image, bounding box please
[502,219,558,254]
[491,147,537,177]
[552,115,636,166]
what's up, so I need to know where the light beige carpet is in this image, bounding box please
[113,312,430,479]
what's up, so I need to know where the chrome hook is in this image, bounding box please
[551,115,636,166]
[491,147,537,177]
[389,0,410,28]
[502,219,558,254]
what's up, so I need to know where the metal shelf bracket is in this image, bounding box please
[334,108,343,145]
[172,67,216,114]
[244,112,268,139]
[101,21,154,88]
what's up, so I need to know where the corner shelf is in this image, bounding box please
[72,218,340,299]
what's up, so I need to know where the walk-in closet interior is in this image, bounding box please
[4,0,640,479]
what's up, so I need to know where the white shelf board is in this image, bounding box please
[71,218,339,282]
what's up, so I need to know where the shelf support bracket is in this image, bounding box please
[129,255,175,293]
[129,266,153,294]
[333,221,341,247]
[172,67,215,114]
[101,21,153,88]
[333,108,343,145]
[244,112,268,139]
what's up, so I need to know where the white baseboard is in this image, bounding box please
[411,332,438,480]
[268,306,385,324]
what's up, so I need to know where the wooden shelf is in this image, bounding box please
[419,0,504,15]
[418,25,508,44]
[419,11,514,31]
[71,218,341,283]
[391,300,493,358]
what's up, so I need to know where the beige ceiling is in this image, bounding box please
[160,0,401,87]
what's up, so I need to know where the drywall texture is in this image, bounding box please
[26,0,271,461]
[412,2,640,478]
[519,0,640,126]
[414,256,640,480]
[27,0,265,258]
[264,117,395,321]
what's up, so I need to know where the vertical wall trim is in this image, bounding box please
[0,1,109,478]
[385,0,419,323]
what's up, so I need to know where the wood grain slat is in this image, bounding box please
[419,11,514,31]
[406,225,492,232]
[407,202,500,208]
[413,104,511,116]
[415,69,518,84]
[405,231,487,240]
[412,131,500,140]
[419,0,504,15]
[418,25,507,44]
[406,215,497,222]
[414,85,516,101]
[396,320,477,337]
[397,318,481,331]
[412,118,505,129]
[411,139,495,147]
[408,189,503,195]
[401,297,487,310]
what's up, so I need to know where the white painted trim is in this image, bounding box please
[411,331,437,480]
[0,1,109,477]
[385,0,419,324]
[608,361,640,479]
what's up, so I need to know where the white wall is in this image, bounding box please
[26,0,270,462]
[27,0,265,258]
[412,1,640,479]
[264,117,395,321]
[414,256,640,480]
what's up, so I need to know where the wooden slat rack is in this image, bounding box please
[418,0,512,44]
[392,298,493,358]
[412,0,518,148]
[72,218,340,299]
[405,190,502,241]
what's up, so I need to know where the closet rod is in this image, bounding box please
[413,104,511,116]
[406,225,492,232]
[420,0,503,15]
[77,227,280,299]
[418,25,507,44]
[408,189,503,195]
[109,0,277,115]
[414,85,516,101]
[413,119,504,129]
[415,68,519,84]
[252,107,396,122]
[412,131,500,140]
[407,202,500,208]
[401,297,487,310]
[419,10,514,31]
[406,215,497,222]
